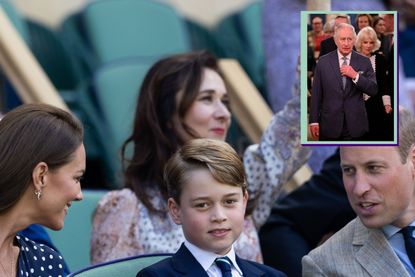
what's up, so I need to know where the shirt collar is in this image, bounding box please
[382,221,415,239]
[337,50,352,61]
[184,239,243,275]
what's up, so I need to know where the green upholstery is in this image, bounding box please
[237,1,265,95]
[92,59,155,186]
[0,0,29,43]
[46,189,108,273]
[83,0,190,65]
[27,19,82,91]
[68,254,172,277]
[214,1,266,101]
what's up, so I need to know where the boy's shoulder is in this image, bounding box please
[236,257,287,277]
[136,245,287,277]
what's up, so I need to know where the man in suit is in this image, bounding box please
[302,109,415,276]
[309,23,377,141]
[260,149,356,277]
[137,139,285,276]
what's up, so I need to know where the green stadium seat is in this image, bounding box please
[68,253,172,277]
[83,0,190,65]
[46,189,108,272]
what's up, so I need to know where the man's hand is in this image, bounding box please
[340,65,358,79]
[309,124,319,140]
[385,105,393,114]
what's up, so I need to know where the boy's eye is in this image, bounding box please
[195,202,209,209]
[75,176,84,183]
[224,199,237,205]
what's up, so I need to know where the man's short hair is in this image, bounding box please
[397,108,415,163]
[334,23,356,40]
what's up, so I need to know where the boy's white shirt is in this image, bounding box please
[184,239,243,276]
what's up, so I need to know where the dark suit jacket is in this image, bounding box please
[319,37,336,58]
[364,51,394,140]
[310,50,377,139]
[137,243,286,277]
[259,149,355,277]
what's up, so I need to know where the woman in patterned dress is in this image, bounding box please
[0,103,85,276]
[91,50,309,264]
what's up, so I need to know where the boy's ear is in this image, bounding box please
[32,162,48,191]
[168,198,182,225]
[242,190,248,210]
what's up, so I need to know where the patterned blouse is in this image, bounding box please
[91,73,310,265]
[16,235,66,277]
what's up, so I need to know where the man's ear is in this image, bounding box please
[32,162,48,191]
[168,198,182,225]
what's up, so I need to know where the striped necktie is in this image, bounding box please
[341,56,348,90]
[215,256,233,277]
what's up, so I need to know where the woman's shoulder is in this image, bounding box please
[97,188,138,209]
[16,235,66,276]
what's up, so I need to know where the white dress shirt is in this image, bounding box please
[184,240,243,277]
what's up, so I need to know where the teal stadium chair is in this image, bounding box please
[92,59,155,186]
[214,1,266,102]
[68,254,172,277]
[0,0,29,43]
[82,0,191,65]
[46,190,108,273]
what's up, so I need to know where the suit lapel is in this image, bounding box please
[354,219,410,276]
[171,244,209,276]
[329,51,344,93]
[235,255,265,276]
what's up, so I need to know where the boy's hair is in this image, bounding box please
[164,139,247,205]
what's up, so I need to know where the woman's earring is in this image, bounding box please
[35,190,42,200]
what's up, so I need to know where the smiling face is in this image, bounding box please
[38,144,86,230]
[340,146,415,228]
[173,68,231,142]
[168,168,247,255]
[360,37,376,57]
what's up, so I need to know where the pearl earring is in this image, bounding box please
[35,190,42,200]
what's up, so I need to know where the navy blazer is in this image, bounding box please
[310,50,377,139]
[137,243,286,277]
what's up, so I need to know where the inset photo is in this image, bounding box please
[300,11,397,145]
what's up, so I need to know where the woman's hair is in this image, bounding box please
[0,103,84,213]
[121,50,222,213]
[355,26,381,53]
[323,19,335,35]
[164,139,250,214]
[372,16,385,31]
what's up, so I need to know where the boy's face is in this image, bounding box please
[168,168,248,256]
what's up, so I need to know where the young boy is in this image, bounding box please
[137,139,286,276]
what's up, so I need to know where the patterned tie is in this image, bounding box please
[215,256,233,277]
[401,226,415,267]
[341,56,348,90]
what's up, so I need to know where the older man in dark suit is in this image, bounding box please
[309,23,377,141]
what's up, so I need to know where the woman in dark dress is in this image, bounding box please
[355,26,393,141]
[0,103,85,276]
